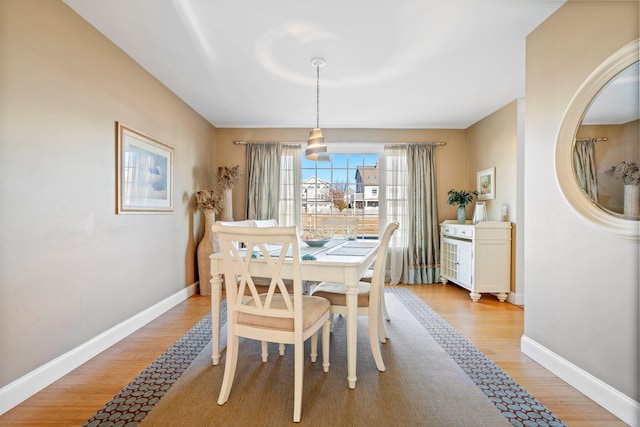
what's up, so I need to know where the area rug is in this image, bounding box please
[84,288,566,427]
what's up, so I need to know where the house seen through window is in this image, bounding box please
[302,153,379,239]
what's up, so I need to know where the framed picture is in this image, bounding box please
[116,122,174,214]
[477,167,495,200]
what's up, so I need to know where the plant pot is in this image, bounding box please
[196,209,215,295]
[624,184,640,217]
[457,205,466,224]
[221,188,233,221]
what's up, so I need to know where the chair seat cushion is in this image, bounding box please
[239,294,330,331]
[311,281,371,307]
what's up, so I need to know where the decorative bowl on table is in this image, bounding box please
[302,238,331,247]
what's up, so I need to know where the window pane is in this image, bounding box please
[302,152,379,238]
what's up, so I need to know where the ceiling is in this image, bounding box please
[63,0,567,130]
[582,62,640,125]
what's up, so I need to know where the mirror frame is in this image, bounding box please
[555,39,639,242]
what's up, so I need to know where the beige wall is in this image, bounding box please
[466,101,518,222]
[0,0,216,387]
[525,0,638,402]
[215,128,468,222]
[466,101,519,293]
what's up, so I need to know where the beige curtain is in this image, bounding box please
[574,138,599,202]
[385,143,440,284]
[246,142,281,221]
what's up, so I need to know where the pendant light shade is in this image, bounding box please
[306,58,327,160]
[306,128,325,160]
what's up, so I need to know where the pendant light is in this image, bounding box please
[305,58,327,160]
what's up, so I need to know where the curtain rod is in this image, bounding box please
[384,142,446,148]
[234,141,301,147]
[234,141,446,147]
[576,137,608,142]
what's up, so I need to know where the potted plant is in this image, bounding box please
[447,189,478,224]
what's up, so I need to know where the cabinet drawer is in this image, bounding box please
[457,227,473,238]
[442,225,456,235]
[441,224,473,238]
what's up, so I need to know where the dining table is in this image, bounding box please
[209,238,380,389]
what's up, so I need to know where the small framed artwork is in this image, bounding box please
[116,122,174,214]
[477,167,496,200]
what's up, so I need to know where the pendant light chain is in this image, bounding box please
[316,62,320,129]
[305,58,327,160]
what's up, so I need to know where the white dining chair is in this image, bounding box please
[213,223,331,423]
[310,221,399,372]
[216,219,291,356]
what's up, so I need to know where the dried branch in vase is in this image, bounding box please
[217,165,243,189]
[605,161,640,185]
[196,190,223,212]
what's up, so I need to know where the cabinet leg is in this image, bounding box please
[496,293,508,302]
[469,292,481,302]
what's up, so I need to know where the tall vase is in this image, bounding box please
[623,184,640,217]
[197,209,215,296]
[222,188,233,221]
[457,205,466,224]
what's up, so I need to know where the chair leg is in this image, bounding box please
[369,315,386,372]
[310,332,318,363]
[381,291,391,321]
[322,320,330,373]
[379,290,390,342]
[261,341,268,362]
[218,333,239,405]
[378,306,389,343]
[293,341,304,422]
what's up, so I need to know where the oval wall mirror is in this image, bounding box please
[576,61,639,218]
[556,39,639,241]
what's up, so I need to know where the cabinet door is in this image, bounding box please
[440,238,457,279]
[456,243,473,290]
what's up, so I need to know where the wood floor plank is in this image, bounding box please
[0,285,627,426]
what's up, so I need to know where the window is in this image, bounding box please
[302,153,379,239]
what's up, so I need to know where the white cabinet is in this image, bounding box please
[440,220,512,302]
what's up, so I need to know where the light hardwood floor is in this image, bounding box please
[0,284,626,426]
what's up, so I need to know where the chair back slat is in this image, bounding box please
[213,223,301,321]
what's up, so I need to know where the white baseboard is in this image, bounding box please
[0,283,198,416]
[521,335,639,427]
[507,291,524,305]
